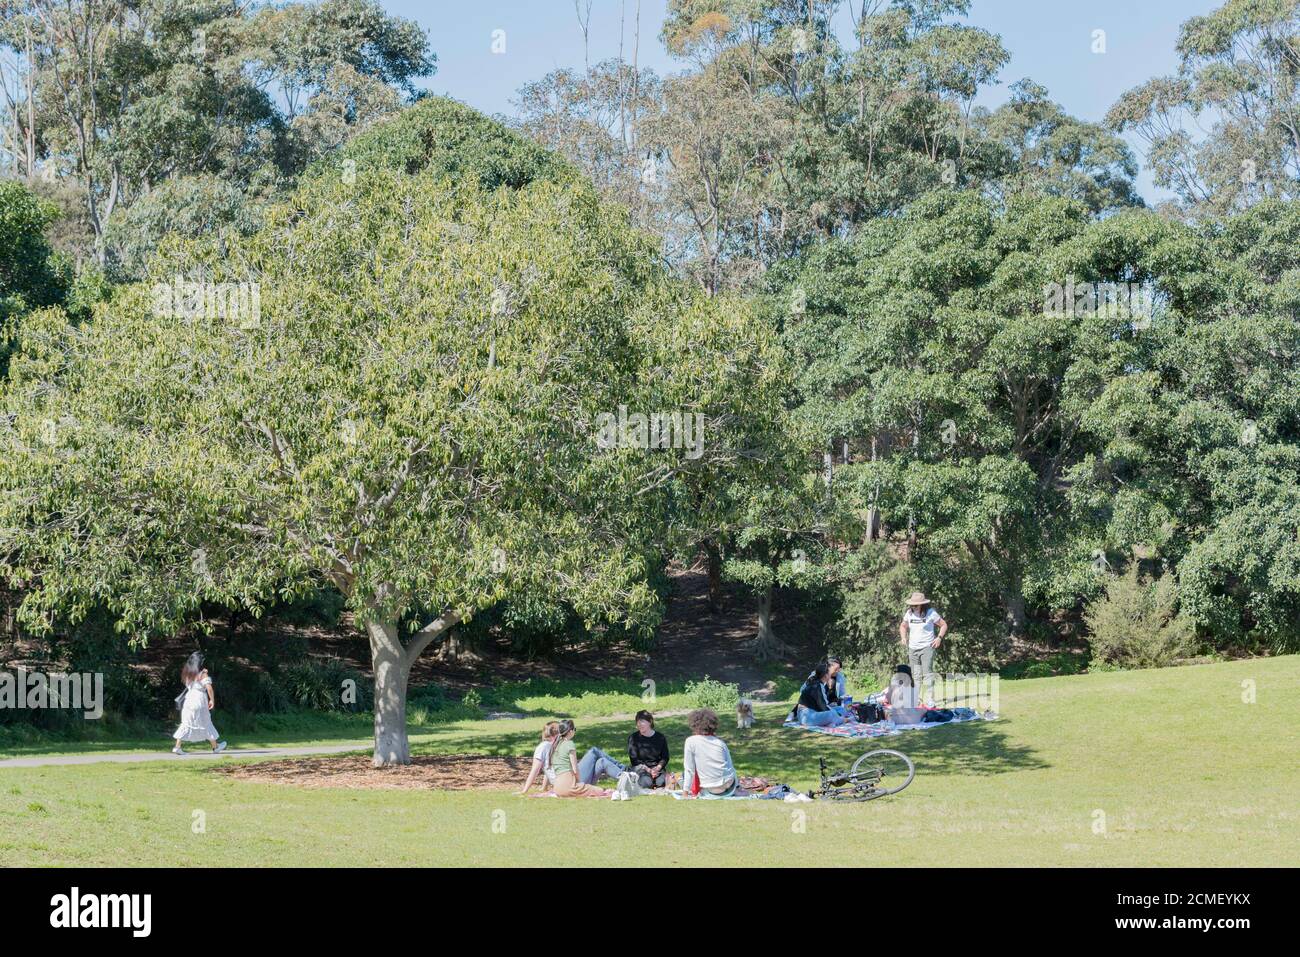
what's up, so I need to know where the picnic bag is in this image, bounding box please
[854,702,885,723]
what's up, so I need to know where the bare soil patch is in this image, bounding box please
[213,753,530,791]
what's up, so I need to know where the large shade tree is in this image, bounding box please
[0,101,783,764]
[773,190,1170,656]
[1074,199,1300,652]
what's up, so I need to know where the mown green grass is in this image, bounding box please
[0,710,383,759]
[0,674,787,759]
[1,656,1295,866]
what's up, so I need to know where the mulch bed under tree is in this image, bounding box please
[212,754,532,791]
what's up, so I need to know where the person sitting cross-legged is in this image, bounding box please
[549,720,615,798]
[790,661,854,727]
[627,709,670,789]
[682,708,742,799]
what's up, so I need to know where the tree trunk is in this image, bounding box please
[865,435,880,543]
[364,607,462,767]
[434,629,480,664]
[367,620,410,767]
[753,584,786,661]
[1001,588,1027,640]
[823,444,833,501]
[703,540,724,611]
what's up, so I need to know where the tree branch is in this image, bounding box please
[404,609,463,663]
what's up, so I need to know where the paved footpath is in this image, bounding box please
[0,742,371,768]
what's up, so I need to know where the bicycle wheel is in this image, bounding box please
[849,749,915,796]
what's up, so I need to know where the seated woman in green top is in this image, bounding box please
[549,720,611,798]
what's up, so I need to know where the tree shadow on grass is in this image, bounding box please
[411,706,1046,789]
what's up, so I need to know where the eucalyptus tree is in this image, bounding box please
[0,0,434,268]
[1107,0,1300,215]
[975,79,1143,214]
[513,59,668,241]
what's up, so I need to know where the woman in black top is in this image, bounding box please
[627,710,669,789]
[788,661,852,727]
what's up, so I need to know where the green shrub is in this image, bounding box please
[405,683,482,723]
[407,683,448,711]
[277,659,372,712]
[683,675,739,712]
[248,671,292,714]
[1084,566,1197,669]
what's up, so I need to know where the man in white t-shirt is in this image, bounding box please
[898,591,947,705]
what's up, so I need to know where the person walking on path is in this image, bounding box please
[172,653,227,754]
[899,592,947,705]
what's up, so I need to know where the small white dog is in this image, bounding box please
[736,698,754,729]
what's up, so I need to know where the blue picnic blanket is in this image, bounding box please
[782,708,991,738]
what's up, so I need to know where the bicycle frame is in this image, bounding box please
[815,750,913,801]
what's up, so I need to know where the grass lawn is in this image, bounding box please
[0,675,792,759]
[1,655,1295,867]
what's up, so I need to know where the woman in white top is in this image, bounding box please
[519,721,561,794]
[172,653,226,754]
[682,708,739,798]
[899,591,946,704]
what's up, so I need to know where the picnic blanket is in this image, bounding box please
[669,784,809,802]
[669,789,758,800]
[782,708,995,739]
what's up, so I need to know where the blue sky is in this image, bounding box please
[381,0,1221,203]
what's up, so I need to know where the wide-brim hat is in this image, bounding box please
[905,591,930,605]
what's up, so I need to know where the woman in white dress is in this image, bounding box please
[172,653,227,754]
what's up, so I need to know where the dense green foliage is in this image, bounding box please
[315,95,576,189]
[0,182,67,373]
[3,0,1299,759]
[773,188,1300,661]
